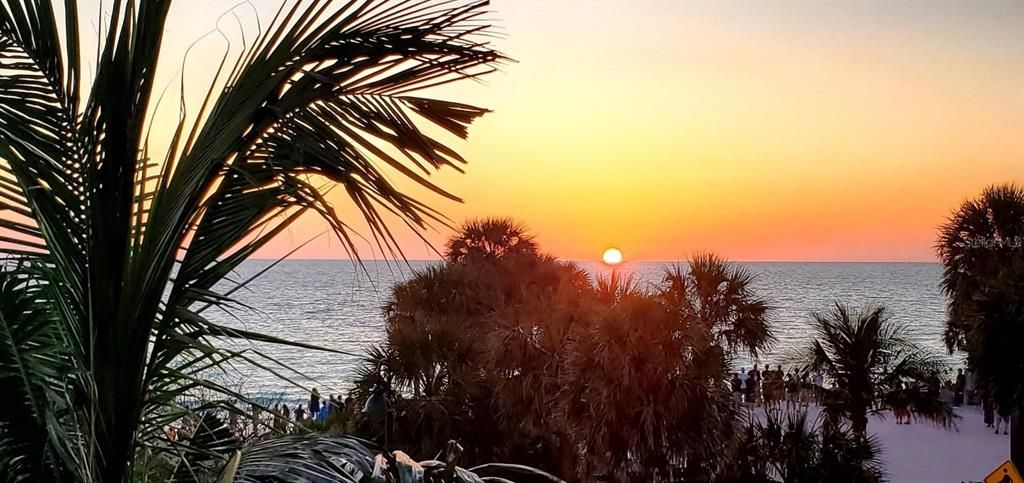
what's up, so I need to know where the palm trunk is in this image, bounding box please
[851,401,869,436]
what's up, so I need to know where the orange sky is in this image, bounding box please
[139,1,1024,262]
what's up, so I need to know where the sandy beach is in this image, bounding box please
[756,405,1008,482]
[873,406,1007,482]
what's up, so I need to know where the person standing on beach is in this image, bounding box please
[271,404,283,433]
[228,409,240,437]
[797,371,810,407]
[983,398,995,428]
[995,405,1011,435]
[785,370,798,411]
[308,388,321,421]
[738,368,750,405]
[761,364,771,405]
[773,365,786,409]
[320,395,333,423]
[731,373,742,403]
[748,367,760,407]
[939,381,955,423]
[953,369,965,406]
[277,404,290,433]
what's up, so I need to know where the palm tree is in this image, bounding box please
[360,241,774,481]
[659,253,774,357]
[355,219,584,468]
[560,254,773,481]
[726,410,884,483]
[801,303,952,435]
[560,282,734,481]
[445,217,539,263]
[937,183,1024,410]
[0,1,507,481]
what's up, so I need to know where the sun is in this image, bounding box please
[602,247,623,265]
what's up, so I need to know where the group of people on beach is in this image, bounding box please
[889,368,1012,433]
[731,364,824,410]
[222,388,357,438]
[272,389,355,429]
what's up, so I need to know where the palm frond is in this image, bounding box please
[802,302,952,434]
[0,262,82,481]
[0,1,506,481]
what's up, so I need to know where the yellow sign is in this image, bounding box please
[986,460,1023,483]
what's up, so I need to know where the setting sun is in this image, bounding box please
[602,248,623,265]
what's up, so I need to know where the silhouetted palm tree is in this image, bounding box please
[361,233,774,481]
[801,304,952,435]
[726,410,884,483]
[561,283,741,481]
[356,218,581,466]
[445,217,540,263]
[937,183,1024,411]
[0,1,504,480]
[660,253,774,357]
[561,255,773,481]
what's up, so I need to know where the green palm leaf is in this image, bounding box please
[0,1,505,481]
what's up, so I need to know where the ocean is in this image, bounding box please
[208,260,960,398]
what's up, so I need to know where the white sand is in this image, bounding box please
[869,405,1007,483]
[756,405,1009,482]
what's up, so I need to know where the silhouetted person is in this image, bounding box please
[274,404,290,433]
[996,405,1011,435]
[308,388,321,421]
[228,409,239,436]
[748,367,760,406]
[785,370,799,410]
[953,369,965,406]
[738,367,751,404]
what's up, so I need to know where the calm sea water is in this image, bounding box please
[208,260,960,397]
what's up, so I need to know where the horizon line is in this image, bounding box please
[247,258,941,264]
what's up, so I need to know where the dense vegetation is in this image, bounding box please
[328,218,916,482]
[0,0,997,481]
[726,410,884,483]
[799,304,952,435]
[0,1,547,481]
[938,183,1024,414]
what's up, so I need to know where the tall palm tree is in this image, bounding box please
[802,304,952,435]
[937,183,1024,409]
[659,253,774,357]
[560,254,773,481]
[0,1,505,481]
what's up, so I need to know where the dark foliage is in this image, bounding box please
[937,183,1024,412]
[800,304,952,435]
[724,410,885,483]
[0,1,505,480]
[351,219,774,482]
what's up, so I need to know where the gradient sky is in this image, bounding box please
[138,1,1024,262]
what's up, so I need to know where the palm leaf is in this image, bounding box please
[0,1,506,481]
